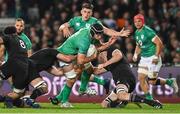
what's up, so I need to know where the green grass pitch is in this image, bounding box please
[0,103,180,114]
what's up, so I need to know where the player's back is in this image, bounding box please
[57,28,92,55]
[3,34,28,59]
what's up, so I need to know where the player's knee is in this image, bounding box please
[37,81,48,93]
[148,78,158,85]
[12,88,25,98]
[66,78,76,87]
[30,81,47,100]
[148,72,158,80]
[64,69,77,79]
[138,67,148,81]
[117,92,128,100]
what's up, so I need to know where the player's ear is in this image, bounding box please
[80,9,83,15]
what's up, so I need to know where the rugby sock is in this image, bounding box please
[166,79,173,86]
[13,99,24,107]
[92,75,105,85]
[56,90,63,101]
[155,79,161,85]
[30,88,45,99]
[79,70,91,92]
[61,84,72,103]
[144,92,153,100]
[0,95,5,102]
[4,96,13,108]
[56,84,68,101]
[131,94,151,104]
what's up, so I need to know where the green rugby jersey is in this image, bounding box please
[68,16,101,32]
[134,25,156,57]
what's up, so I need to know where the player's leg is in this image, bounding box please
[79,44,105,95]
[52,63,77,107]
[89,74,110,94]
[147,57,179,93]
[24,77,48,108]
[138,57,153,100]
[115,84,162,109]
[78,65,97,95]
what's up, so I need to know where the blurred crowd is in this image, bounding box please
[0,0,179,65]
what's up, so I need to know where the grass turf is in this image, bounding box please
[0,103,180,113]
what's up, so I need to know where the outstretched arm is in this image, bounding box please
[98,49,123,69]
[103,26,130,37]
[56,53,77,63]
[59,22,71,38]
[97,36,117,52]
[133,45,141,62]
[0,37,5,65]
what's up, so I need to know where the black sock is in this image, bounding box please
[13,99,24,107]
[155,79,161,85]
[130,94,145,103]
[30,88,45,100]
[4,96,14,108]
[0,95,5,102]
[131,94,156,106]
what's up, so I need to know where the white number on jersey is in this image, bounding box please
[19,40,26,49]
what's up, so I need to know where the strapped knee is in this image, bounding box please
[64,69,77,79]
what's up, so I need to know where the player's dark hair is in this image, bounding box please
[3,26,16,35]
[82,2,94,10]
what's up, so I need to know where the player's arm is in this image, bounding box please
[49,66,64,76]
[98,49,122,69]
[93,67,107,75]
[56,53,77,63]
[133,44,141,62]
[59,22,71,38]
[0,37,5,65]
[152,35,163,64]
[103,26,130,37]
[152,35,163,57]
[27,50,32,57]
[77,52,97,65]
[97,36,117,52]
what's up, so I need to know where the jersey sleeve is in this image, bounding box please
[68,17,76,28]
[21,33,32,50]
[25,37,32,50]
[147,28,156,41]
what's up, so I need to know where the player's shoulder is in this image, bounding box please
[90,17,98,20]
[72,16,82,20]
[20,32,28,38]
[144,25,155,32]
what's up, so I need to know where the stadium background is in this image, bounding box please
[0,0,179,103]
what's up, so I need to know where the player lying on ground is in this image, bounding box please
[94,45,162,109]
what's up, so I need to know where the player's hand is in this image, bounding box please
[98,63,106,69]
[119,27,130,37]
[152,55,159,64]
[62,27,71,38]
[132,53,138,62]
[108,36,117,46]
